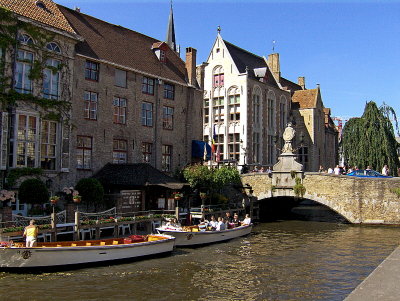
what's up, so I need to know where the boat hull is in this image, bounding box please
[156,225,252,247]
[0,235,175,270]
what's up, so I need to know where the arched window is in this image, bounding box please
[266,91,276,164]
[213,65,224,88]
[252,86,262,126]
[280,95,288,130]
[46,42,61,54]
[18,33,34,45]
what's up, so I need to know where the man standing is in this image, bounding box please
[23,220,38,247]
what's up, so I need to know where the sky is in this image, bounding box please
[56,0,400,122]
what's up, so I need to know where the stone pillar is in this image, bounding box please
[0,207,12,225]
[66,203,75,223]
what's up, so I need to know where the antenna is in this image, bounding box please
[272,40,276,52]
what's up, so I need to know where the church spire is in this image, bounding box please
[165,0,176,52]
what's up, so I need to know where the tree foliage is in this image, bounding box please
[183,165,241,191]
[18,178,49,205]
[342,101,400,175]
[75,178,105,210]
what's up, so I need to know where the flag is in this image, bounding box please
[211,124,217,153]
[203,143,207,161]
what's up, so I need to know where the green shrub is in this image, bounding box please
[75,178,105,211]
[18,178,49,205]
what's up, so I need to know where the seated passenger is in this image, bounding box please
[241,214,251,225]
[166,218,181,230]
[209,216,218,230]
[216,217,226,231]
[198,218,208,231]
[232,213,240,227]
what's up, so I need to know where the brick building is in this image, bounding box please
[59,6,202,185]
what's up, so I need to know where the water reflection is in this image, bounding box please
[1,219,399,300]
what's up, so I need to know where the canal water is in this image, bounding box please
[1,203,399,301]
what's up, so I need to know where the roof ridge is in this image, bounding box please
[58,5,161,44]
[223,39,265,61]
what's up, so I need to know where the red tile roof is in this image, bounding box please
[0,0,75,33]
[58,5,189,85]
[292,89,318,109]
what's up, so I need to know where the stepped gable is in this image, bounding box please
[93,163,187,189]
[0,0,75,33]
[223,40,278,87]
[58,5,187,85]
[292,88,318,109]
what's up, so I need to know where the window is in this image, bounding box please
[0,112,8,170]
[41,120,57,170]
[113,139,127,164]
[85,60,99,81]
[267,93,275,130]
[298,147,308,170]
[228,133,240,161]
[214,134,224,162]
[142,76,154,95]
[18,33,33,45]
[14,50,33,93]
[142,142,152,163]
[43,58,60,99]
[267,135,274,164]
[253,94,261,125]
[84,91,98,120]
[204,99,210,124]
[163,106,174,130]
[162,145,172,172]
[160,50,166,63]
[46,42,61,53]
[76,136,92,169]
[253,132,260,163]
[115,69,127,88]
[213,97,224,123]
[141,102,153,126]
[280,102,286,130]
[213,66,224,88]
[164,83,175,99]
[113,97,126,124]
[228,94,240,122]
[16,115,38,167]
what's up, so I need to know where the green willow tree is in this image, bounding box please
[342,101,400,175]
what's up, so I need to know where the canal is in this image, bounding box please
[1,203,399,300]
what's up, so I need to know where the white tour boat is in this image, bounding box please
[0,234,175,270]
[156,224,252,247]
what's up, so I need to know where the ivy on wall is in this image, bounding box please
[0,6,72,122]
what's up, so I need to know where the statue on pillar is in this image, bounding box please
[282,122,295,154]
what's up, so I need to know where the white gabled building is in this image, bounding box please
[200,32,292,168]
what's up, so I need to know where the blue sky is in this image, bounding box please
[57,0,400,123]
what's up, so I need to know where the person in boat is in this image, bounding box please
[23,219,38,247]
[209,216,218,230]
[225,212,233,223]
[241,214,251,226]
[166,218,181,230]
[198,218,208,231]
[216,217,226,231]
[232,213,241,227]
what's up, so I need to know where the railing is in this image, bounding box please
[10,210,66,227]
[80,207,117,222]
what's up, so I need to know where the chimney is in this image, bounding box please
[185,47,197,86]
[196,62,208,89]
[298,76,305,89]
[267,53,280,80]
[74,6,80,12]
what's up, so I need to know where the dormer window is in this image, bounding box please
[36,1,46,10]
[160,50,166,63]
[46,42,61,53]
[18,33,34,45]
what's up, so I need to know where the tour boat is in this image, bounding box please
[0,234,175,270]
[156,224,252,247]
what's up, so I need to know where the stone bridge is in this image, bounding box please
[241,173,400,224]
